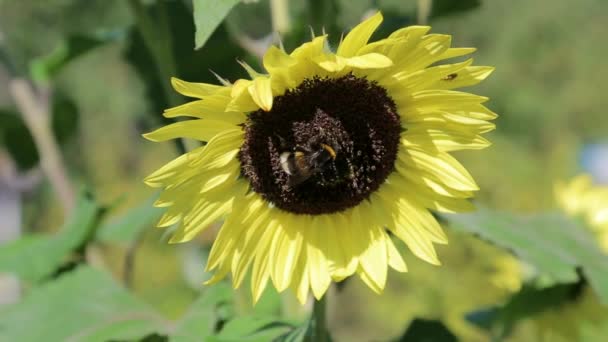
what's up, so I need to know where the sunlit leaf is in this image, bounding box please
[0,193,103,283]
[170,284,233,342]
[209,316,295,342]
[446,209,608,304]
[193,0,241,50]
[0,266,165,341]
[96,196,163,244]
[30,34,114,82]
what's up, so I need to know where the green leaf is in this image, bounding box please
[170,284,234,342]
[0,266,165,341]
[446,209,608,304]
[30,34,111,82]
[96,196,163,244]
[193,0,241,50]
[0,193,103,283]
[252,286,283,317]
[396,318,458,342]
[466,282,584,338]
[430,0,481,20]
[210,316,295,342]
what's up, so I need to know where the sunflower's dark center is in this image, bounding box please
[238,74,401,215]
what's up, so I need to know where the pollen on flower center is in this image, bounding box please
[239,74,401,215]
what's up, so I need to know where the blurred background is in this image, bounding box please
[1,0,607,341]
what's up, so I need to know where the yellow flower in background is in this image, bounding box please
[144,12,496,304]
[555,174,608,251]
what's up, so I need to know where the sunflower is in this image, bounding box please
[144,12,496,304]
[555,174,608,251]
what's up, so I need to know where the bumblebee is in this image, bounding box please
[280,143,337,187]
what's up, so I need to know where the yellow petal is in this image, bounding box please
[396,90,488,112]
[401,128,492,152]
[164,97,246,125]
[272,215,304,292]
[203,261,231,285]
[248,77,273,111]
[379,191,441,265]
[290,250,310,305]
[434,66,495,90]
[291,35,327,60]
[357,225,388,292]
[251,220,278,302]
[171,77,225,98]
[390,173,475,213]
[313,54,348,72]
[143,119,235,142]
[169,198,233,243]
[322,215,357,280]
[306,221,332,300]
[392,58,474,91]
[337,12,383,58]
[400,167,473,199]
[144,146,206,187]
[156,208,182,228]
[207,195,264,272]
[439,47,477,60]
[386,237,407,272]
[227,79,259,113]
[345,53,393,69]
[399,149,479,191]
[238,60,264,79]
[200,165,239,193]
[264,45,297,72]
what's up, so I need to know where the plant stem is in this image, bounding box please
[8,79,76,216]
[310,295,330,342]
[417,0,433,25]
[270,0,290,34]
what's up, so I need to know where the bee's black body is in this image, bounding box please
[280,143,337,187]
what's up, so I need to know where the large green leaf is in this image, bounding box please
[0,266,165,341]
[209,316,295,342]
[0,193,103,283]
[466,282,584,339]
[170,284,234,342]
[0,265,240,341]
[446,209,608,304]
[96,195,163,244]
[193,0,241,50]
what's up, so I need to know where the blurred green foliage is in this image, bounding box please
[1,0,607,341]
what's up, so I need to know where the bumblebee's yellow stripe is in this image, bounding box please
[320,143,337,160]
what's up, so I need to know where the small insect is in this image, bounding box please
[442,73,458,81]
[280,142,338,187]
